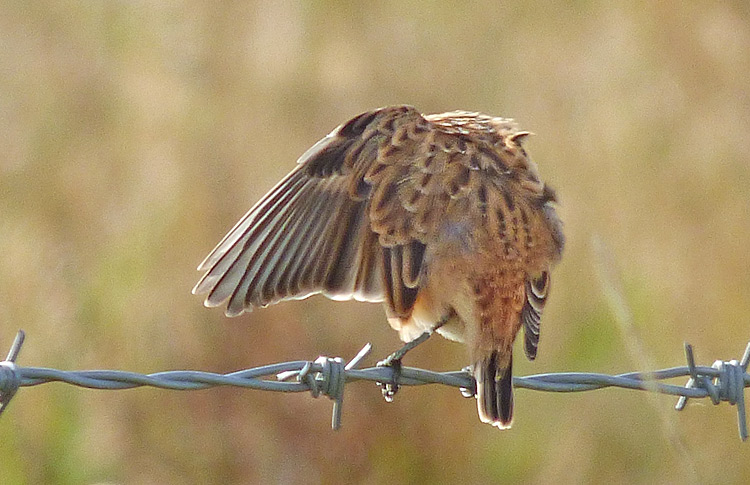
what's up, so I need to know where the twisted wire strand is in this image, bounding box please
[1,330,748,440]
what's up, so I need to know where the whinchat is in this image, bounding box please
[193,105,564,429]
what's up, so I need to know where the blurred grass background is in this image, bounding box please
[1,1,749,483]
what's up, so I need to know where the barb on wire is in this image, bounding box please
[0,330,25,417]
[1,330,748,440]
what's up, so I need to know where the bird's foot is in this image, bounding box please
[376,355,402,403]
[375,330,433,402]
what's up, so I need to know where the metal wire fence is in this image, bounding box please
[1,330,748,440]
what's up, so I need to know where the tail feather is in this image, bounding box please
[475,351,514,429]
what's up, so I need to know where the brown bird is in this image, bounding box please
[193,105,564,429]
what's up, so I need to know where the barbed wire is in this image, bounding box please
[1,330,748,440]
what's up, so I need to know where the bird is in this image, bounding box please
[192,105,564,429]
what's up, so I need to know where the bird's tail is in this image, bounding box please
[474,350,514,429]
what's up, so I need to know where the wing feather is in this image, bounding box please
[204,173,312,313]
[193,168,308,298]
[522,271,550,360]
[382,245,419,318]
[224,180,321,314]
[401,241,426,288]
[273,181,337,300]
[196,166,307,272]
[351,225,384,302]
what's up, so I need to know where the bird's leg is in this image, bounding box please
[377,330,433,402]
[376,309,457,402]
[378,330,433,367]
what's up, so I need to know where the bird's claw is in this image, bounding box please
[375,331,435,402]
[460,365,476,398]
[376,356,402,403]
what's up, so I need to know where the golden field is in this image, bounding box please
[1,2,748,483]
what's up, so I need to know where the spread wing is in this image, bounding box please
[193,105,530,320]
[193,105,432,317]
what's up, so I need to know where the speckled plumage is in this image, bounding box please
[193,105,564,429]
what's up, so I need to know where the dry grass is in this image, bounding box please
[1,2,749,483]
